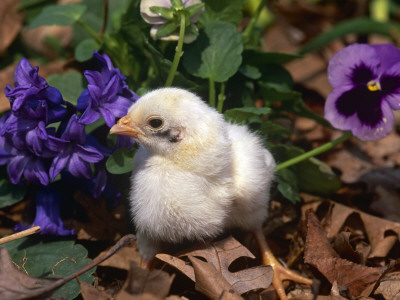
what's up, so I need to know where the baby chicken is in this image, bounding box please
[110,87,311,299]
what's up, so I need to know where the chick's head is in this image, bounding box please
[110,87,226,158]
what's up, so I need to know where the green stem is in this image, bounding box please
[209,78,216,108]
[165,13,186,87]
[275,131,352,171]
[217,83,226,112]
[76,20,102,44]
[242,0,265,43]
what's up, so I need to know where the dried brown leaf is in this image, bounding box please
[188,256,242,300]
[304,211,384,297]
[373,272,400,300]
[332,232,363,264]
[0,234,135,300]
[0,0,23,54]
[156,236,273,295]
[80,281,110,300]
[98,245,141,271]
[370,185,400,223]
[303,200,400,259]
[0,247,58,299]
[116,262,175,300]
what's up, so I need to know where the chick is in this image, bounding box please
[110,87,311,299]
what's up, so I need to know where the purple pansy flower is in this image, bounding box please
[3,58,66,134]
[77,52,138,128]
[325,43,400,141]
[48,115,104,180]
[14,186,75,235]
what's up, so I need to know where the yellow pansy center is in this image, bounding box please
[367,80,381,92]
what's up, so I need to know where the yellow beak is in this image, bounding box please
[110,116,140,138]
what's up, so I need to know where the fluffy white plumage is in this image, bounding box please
[110,87,275,261]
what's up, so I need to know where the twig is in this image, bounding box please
[99,0,109,38]
[0,226,41,245]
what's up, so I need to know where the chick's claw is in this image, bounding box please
[253,228,312,300]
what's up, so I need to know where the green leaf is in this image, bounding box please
[243,49,302,65]
[259,80,330,126]
[171,0,184,10]
[296,157,341,196]
[183,21,243,82]
[0,179,26,208]
[28,4,87,29]
[300,17,400,54]
[239,64,261,79]
[149,6,174,19]
[47,72,85,106]
[198,0,243,26]
[75,38,100,62]
[259,120,290,140]
[276,168,300,203]
[273,144,341,198]
[3,236,94,300]
[186,3,205,18]
[224,107,271,123]
[156,19,180,38]
[106,147,136,174]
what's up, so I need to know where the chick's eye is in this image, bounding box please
[148,118,164,129]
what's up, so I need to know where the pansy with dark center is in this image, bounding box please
[325,43,400,141]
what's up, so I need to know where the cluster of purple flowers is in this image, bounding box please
[326,43,400,141]
[1,52,138,235]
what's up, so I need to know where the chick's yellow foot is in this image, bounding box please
[253,228,312,300]
[140,258,154,269]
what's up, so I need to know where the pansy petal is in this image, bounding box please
[372,44,400,72]
[328,44,380,88]
[140,0,172,24]
[352,101,394,141]
[325,86,355,131]
[380,61,400,110]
